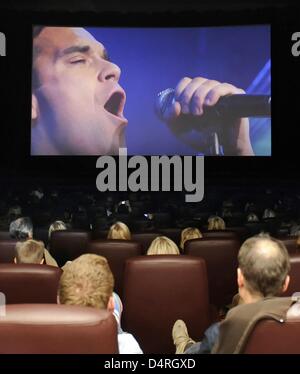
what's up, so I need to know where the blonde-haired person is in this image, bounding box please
[147,236,180,255]
[48,220,67,239]
[180,227,203,250]
[107,222,131,240]
[10,217,58,267]
[48,221,67,239]
[14,239,45,264]
[58,253,142,354]
[207,216,226,231]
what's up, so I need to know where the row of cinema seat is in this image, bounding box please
[0,258,209,353]
[0,304,119,353]
[1,251,300,353]
[1,227,243,250]
[0,233,242,306]
[1,302,300,353]
[0,230,242,299]
[1,226,297,255]
[0,231,300,305]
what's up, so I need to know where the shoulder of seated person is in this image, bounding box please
[227,297,288,316]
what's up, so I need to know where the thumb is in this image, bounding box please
[161,100,181,123]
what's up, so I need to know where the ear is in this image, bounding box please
[237,268,244,289]
[107,295,114,313]
[32,94,39,123]
[282,275,290,293]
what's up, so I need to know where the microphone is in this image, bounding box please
[156,88,271,120]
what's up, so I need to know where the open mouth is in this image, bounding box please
[104,91,126,121]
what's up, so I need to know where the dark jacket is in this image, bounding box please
[212,297,294,354]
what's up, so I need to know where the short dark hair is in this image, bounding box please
[32,26,45,89]
[238,233,290,297]
[33,26,45,38]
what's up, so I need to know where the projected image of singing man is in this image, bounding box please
[31,27,254,156]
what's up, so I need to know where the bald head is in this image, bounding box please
[248,238,283,258]
[238,234,290,297]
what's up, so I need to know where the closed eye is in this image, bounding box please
[69,58,86,64]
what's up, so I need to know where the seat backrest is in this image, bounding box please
[88,240,143,296]
[0,231,11,240]
[282,253,300,297]
[0,239,18,263]
[277,236,299,254]
[34,227,49,247]
[91,229,109,240]
[226,226,248,242]
[243,304,300,353]
[49,230,91,266]
[0,304,118,353]
[122,255,211,354]
[184,237,240,309]
[202,230,239,240]
[0,264,62,304]
[158,228,182,247]
[131,232,162,254]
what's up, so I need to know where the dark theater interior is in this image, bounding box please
[1,0,300,362]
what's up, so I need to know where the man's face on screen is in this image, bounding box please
[31,27,127,155]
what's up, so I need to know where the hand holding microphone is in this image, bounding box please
[156,89,271,120]
[155,77,259,156]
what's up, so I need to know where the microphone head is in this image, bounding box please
[155,88,175,119]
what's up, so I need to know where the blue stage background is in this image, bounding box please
[87,25,271,155]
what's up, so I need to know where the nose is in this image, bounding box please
[98,60,121,83]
